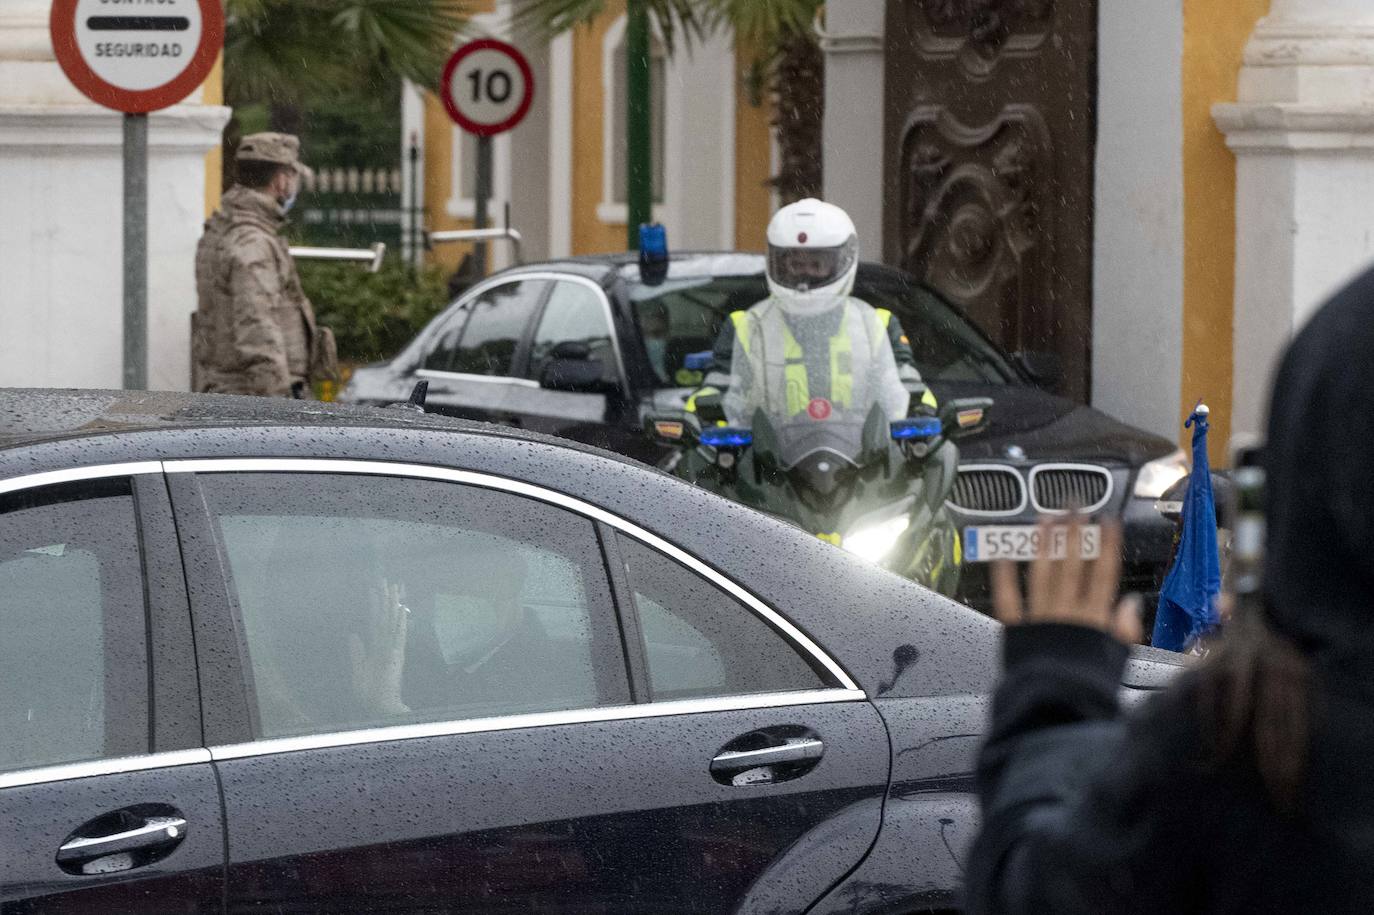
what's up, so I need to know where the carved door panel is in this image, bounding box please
[884,0,1097,401]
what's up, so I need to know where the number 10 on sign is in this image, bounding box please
[440,39,535,138]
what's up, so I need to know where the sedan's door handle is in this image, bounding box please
[56,816,187,865]
[710,738,824,774]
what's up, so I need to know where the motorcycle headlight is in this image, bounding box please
[1134,449,1189,499]
[843,514,911,564]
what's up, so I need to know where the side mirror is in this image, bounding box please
[550,340,592,361]
[940,397,993,439]
[541,357,607,393]
[1015,351,1063,388]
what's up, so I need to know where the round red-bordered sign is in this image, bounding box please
[440,39,535,137]
[50,0,223,114]
[807,398,833,421]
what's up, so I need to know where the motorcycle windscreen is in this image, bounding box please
[723,301,910,468]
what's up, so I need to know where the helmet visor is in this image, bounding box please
[767,237,857,292]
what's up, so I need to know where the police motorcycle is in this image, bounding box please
[655,336,991,598]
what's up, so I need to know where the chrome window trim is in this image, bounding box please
[163,457,859,692]
[417,272,628,392]
[945,463,1028,518]
[416,368,541,389]
[1028,463,1115,515]
[0,748,211,790]
[209,689,866,761]
[0,461,162,497]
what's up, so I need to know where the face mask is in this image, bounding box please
[279,192,297,214]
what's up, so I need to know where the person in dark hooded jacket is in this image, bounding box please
[966,262,1374,914]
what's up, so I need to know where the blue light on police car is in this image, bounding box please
[890,417,943,440]
[700,426,753,449]
[639,223,668,263]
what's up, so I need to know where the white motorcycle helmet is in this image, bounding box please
[766,198,859,316]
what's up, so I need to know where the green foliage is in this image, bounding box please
[225,0,467,108]
[301,261,452,364]
[512,0,707,54]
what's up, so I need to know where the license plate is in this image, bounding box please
[963,525,1102,563]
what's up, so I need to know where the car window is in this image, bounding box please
[199,473,622,739]
[854,281,1020,384]
[450,280,549,377]
[526,281,618,385]
[421,309,468,372]
[629,276,768,387]
[616,535,827,701]
[0,479,148,774]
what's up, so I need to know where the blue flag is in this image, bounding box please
[1152,408,1222,651]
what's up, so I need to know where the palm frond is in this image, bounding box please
[513,0,709,55]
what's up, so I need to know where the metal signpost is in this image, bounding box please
[439,39,534,276]
[49,0,223,390]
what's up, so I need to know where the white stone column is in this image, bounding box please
[0,0,229,392]
[819,1,885,258]
[1214,0,1374,438]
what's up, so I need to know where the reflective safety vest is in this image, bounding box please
[732,302,888,417]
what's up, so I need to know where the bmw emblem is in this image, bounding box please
[1005,445,1027,461]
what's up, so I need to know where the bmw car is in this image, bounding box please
[0,389,1186,912]
[340,253,1187,610]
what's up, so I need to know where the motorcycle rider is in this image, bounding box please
[687,198,936,426]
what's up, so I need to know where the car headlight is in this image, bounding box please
[1134,449,1189,499]
[843,514,911,564]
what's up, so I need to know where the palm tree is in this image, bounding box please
[223,0,467,185]
[515,0,825,213]
[701,0,825,203]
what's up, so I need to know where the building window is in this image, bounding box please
[600,15,667,223]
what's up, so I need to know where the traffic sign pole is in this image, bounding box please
[439,39,534,276]
[474,135,493,274]
[123,113,148,390]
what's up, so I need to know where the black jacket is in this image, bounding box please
[967,263,1374,913]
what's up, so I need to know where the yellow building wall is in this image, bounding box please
[734,55,774,252]
[571,2,629,254]
[1181,0,1269,463]
[203,52,223,217]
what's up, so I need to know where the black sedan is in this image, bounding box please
[0,389,1184,913]
[341,253,1186,608]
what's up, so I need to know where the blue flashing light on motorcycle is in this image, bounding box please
[700,426,753,449]
[890,417,943,440]
[683,351,713,372]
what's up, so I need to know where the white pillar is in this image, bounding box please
[1214,0,1374,438]
[820,1,885,258]
[1091,0,1184,441]
[0,0,229,392]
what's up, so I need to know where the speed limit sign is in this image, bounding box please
[440,39,535,136]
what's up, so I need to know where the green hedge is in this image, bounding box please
[300,261,451,364]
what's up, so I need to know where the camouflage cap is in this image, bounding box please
[236,132,311,178]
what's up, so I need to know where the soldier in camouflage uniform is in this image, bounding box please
[193,132,335,398]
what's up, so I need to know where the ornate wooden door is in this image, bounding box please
[884,0,1097,401]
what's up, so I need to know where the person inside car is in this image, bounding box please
[967,262,1374,913]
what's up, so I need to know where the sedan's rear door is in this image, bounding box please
[171,459,888,913]
[0,469,223,913]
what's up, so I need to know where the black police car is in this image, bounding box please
[0,389,1185,911]
[341,253,1186,606]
